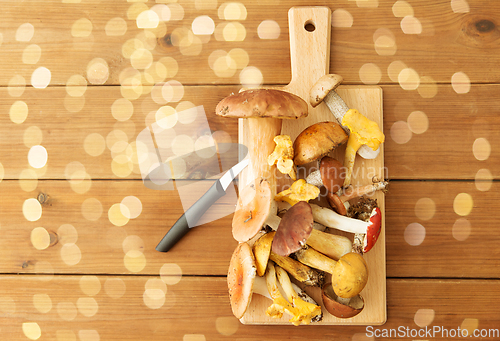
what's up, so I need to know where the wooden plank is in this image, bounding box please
[0,180,498,279]
[0,275,498,340]
[0,1,499,86]
[1,84,499,181]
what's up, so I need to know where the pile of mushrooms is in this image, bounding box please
[217,82,387,323]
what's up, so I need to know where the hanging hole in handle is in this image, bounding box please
[304,20,316,32]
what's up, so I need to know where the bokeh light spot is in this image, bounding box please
[80,276,101,296]
[472,137,490,161]
[31,67,51,89]
[414,308,435,327]
[124,250,146,272]
[414,197,435,221]
[10,101,29,124]
[453,192,473,216]
[66,74,87,97]
[137,10,159,29]
[387,60,407,82]
[452,218,471,241]
[192,15,215,35]
[390,121,412,144]
[84,133,106,157]
[239,66,263,87]
[220,2,247,20]
[77,297,99,317]
[33,294,52,314]
[22,44,42,64]
[28,145,48,169]
[400,16,422,34]
[87,58,109,85]
[332,9,353,27]
[160,263,183,285]
[16,23,35,42]
[404,222,426,246]
[461,318,479,336]
[23,198,42,221]
[108,203,130,226]
[418,76,438,98]
[475,168,493,191]
[82,198,103,221]
[451,72,471,94]
[31,227,51,250]
[407,111,429,134]
[57,224,79,245]
[215,316,240,335]
[121,196,143,219]
[78,330,100,341]
[359,63,381,84]
[8,75,26,97]
[71,18,93,37]
[60,243,82,266]
[104,278,126,299]
[398,68,420,90]
[374,29,397,56]
[452,0,470,13]
[22,322,41,340]
[106,17,127,36]
[257,20,280,39]
[392,0,414,17]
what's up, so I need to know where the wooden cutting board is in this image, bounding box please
[239,6,386,325]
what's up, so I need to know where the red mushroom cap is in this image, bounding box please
[363,207,382,253]
[271,201,314,257]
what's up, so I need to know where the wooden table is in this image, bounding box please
[1,1,499,340]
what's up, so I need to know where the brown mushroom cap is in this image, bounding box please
[327,192,348,215]
[271,201,314,257]
[331,252,368,298]
[293,121,348,166]
[320,156,344,193]
[309,74,343,108]
[322,283,365,318]
[232,179,272,242]
[215,89,308,119]
[227,242,257,319]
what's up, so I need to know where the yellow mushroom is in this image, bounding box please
[268,135,297,180]
[274,179,320,206]
[341,109,385,187]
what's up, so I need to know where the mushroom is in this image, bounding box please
[269,251,324,287]
[294,247,368,299]
[227,242,257,319]
[327,180,389,216]
[232,178,275,242]
[268,135,296,180]
[293,121,348,166]
[309,203,382,254]
[252,231,275,277]
[305,156,344,193]
[322,282,364,318]
[274,263,322,325]
[341,109,385,188]
[274,179,320,207]
[271,201,352,260]
[217,89,308,241]
[308,74,380,160]
[266,262,322,325]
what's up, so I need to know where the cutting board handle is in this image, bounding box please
[286,6,331,94]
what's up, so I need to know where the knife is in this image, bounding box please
[155,158,249,252]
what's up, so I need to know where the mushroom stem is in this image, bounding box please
[269,251,323,287]
[274,264,322,325]
[264,262,298,320]
[307,229,352,261]
[310,203,370,235]
[342,134,363,188]
[339,180,388,203]
[294,246,337,274]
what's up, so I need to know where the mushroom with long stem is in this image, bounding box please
[341,109,385,188]
[271,201,352,260]
[327,180,388,216]
[309,203,382,254]
[294,246,368,299]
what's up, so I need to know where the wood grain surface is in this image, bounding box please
[0,0,498,339]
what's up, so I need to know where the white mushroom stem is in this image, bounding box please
[305,170,322,188]
[310,203,369,234]
[253,275,273,300]
[324,91,380,160]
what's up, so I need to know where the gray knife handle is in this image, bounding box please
[155,180,226,252]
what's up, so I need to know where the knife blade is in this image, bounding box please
[155,158,249,252]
